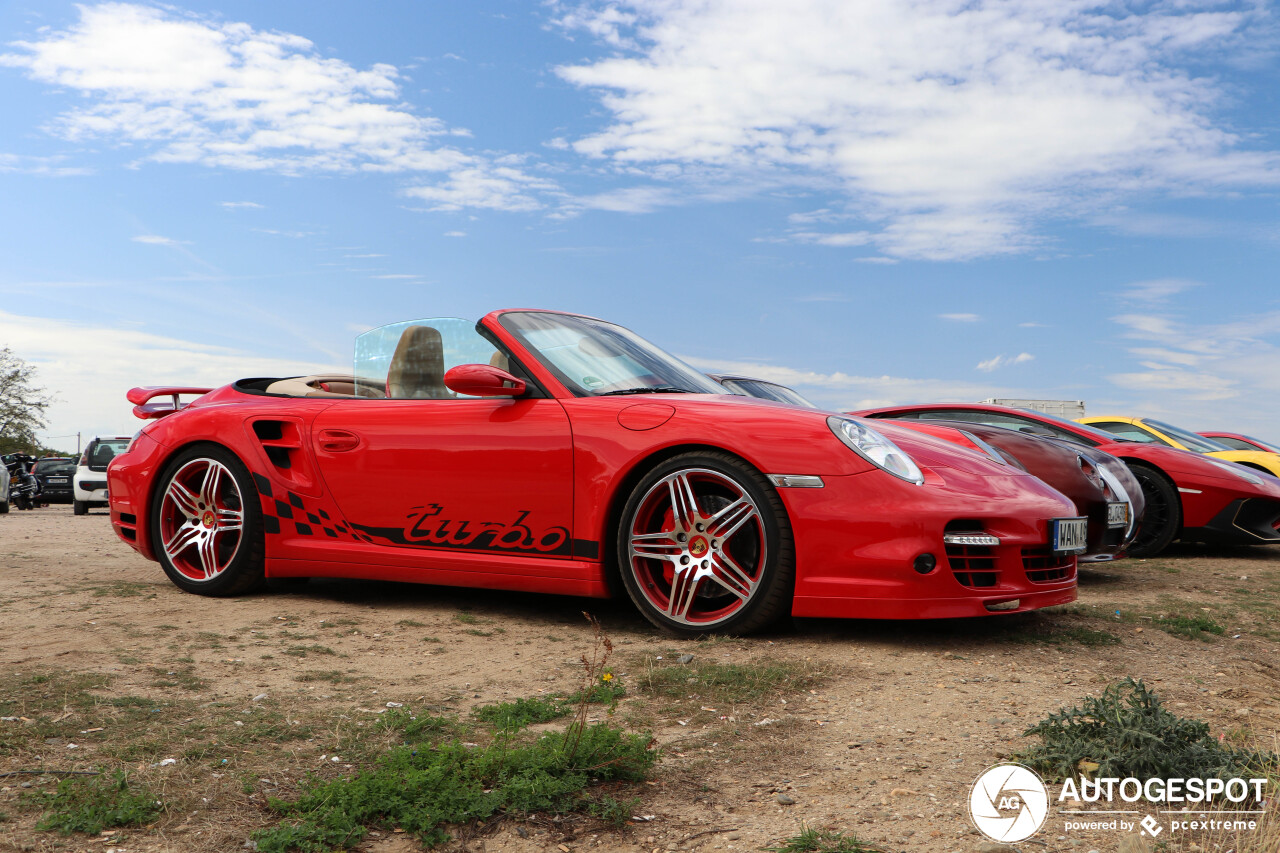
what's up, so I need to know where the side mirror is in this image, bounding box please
[444,364,527,397]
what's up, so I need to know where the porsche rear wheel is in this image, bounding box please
[151,445,264,596]
[1125,462,1180,558]
[617,452,794,636]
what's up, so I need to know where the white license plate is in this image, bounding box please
[1052,517,1088,553]
[1106,502,1129,528]
[48,477,68,484]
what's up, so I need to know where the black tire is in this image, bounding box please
[150,444,265,596]
[73,499,88,516]
[0,499,8,514]
[1125,462,1181,558]
[616,451,794,636]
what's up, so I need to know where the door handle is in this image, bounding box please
[317,429,360,452]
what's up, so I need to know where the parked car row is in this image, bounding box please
[101,310,1279,636]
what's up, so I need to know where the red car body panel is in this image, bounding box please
[109,312,1082,621]
[852,403,1280,546]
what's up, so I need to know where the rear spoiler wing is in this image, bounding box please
[127,386,214,420]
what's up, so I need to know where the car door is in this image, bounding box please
[311,318,575,560]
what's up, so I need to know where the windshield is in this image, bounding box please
[1240,435,1280,454]
[499,312,724,397]
[1016,409,1132,444]
[36,459,75,475]
[1146,419,1234,453]
[720,377,817,408]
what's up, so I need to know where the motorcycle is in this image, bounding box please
[1,454,42,511]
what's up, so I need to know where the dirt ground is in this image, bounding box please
[1,506,1278,853]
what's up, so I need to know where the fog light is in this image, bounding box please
[913,553,937,574]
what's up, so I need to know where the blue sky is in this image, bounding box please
[2,0,1280,449]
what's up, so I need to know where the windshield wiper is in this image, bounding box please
[598,385,694,396]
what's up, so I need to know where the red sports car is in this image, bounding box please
[711,376,1144,564]
[852,403,1280,558]
[108,311,1083,636]
[1199,432,1280,455]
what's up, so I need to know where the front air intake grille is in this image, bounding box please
[946,544,998,588]
[1021,547,1075,583]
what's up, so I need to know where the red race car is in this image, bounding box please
[852,403,1280,558]
[109,311,1082,635]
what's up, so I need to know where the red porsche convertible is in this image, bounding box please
[853,403,1280,558]
[108,311,1083,635]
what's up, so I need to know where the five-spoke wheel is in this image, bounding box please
[151,445,263,595]
[618,452,793,635]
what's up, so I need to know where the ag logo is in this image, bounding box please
[969,763,1049,843]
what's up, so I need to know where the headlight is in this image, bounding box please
[827,416,924,485]
[1205,457,1266,486]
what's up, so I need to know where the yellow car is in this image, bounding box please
[1077,416,1280,479]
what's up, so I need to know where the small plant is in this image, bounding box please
[256,615,653,852]
[473,696,569,730]
[635,656,821,704]
[453,611,480,625]
[282,644,337,657]
[768,826,882,852]
[1018,678,1276,782]
[1153,612,1225,640]
[397,619,427,628]
[34,771,161,835]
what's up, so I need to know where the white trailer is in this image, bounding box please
[981,398,1086,418]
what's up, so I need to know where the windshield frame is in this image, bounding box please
[497,311,725,398]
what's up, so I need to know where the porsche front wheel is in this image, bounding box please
[151,445,264,596]
[617,452,795,636]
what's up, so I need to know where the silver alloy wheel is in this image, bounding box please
[158,458,245,581]
[626,467,767,627]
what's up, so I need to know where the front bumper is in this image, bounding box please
[1183,498,1280,545]
[786,467,1079,619]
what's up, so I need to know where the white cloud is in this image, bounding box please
[3,3,553,212]
[0,310,338,444]
[976,352,1034,372]
[131,234,183,246]
[789,231,873,248]
[939,313,980,322]
[220,201,263,209]
[1107,305,1280,412]
[371,274,420,280]
[1119,278,1201,303]
[0,152,93,176]
[553,0,1280,260]
[443,231,466,237]
[682,354,1006,411]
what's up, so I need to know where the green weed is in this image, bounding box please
[255,723,656,852]
[33,771,161,835]
[1018,678,1275,782]
[768,827,882,852]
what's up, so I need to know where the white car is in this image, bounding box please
[74,435,133,515]
[0,458,10,513]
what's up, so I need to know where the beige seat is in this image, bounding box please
[387,326,451,399]
[489,351,509,372]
